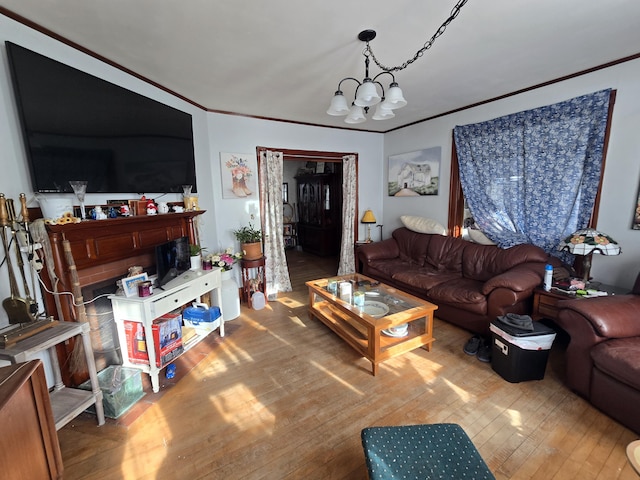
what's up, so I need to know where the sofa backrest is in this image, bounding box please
[392,228,430,266]
[425,234,466,273]
[391,227,548,279]
[462,243,547,281]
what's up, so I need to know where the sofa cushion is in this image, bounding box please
[591,338,640,391]
[392,228,430,266]
[393,267,460,292]
[400,215,447,235]
[425,235,465,273]
[367,259,415,280]
[428,278,487,315]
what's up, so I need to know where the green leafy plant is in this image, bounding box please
[233,223,262,243]
[189,244,205,256]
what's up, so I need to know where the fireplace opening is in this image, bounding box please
[80,279,123,374]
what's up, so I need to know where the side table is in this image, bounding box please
[241,256,266,305]
[532,283,628,321]
[354,241,374,273]
[0,321,105,429]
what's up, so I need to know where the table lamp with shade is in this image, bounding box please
[558,228,621,285]
[361,210,377,243]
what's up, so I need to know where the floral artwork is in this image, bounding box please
[220,152,258,199]
[388,147,441,196]
[205,248,243,271]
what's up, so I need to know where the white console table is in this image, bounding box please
[109,268,222,393]
[0,321,105,429]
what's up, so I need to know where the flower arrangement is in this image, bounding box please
[206,248,243,271]
[225,155,253,180]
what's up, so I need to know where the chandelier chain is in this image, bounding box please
[366,0,469,73]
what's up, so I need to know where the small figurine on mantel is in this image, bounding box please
[120,204,131,216]
[146,199,157,215]
[91,205,108,220]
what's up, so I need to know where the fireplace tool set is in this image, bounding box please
[0,193,55,347]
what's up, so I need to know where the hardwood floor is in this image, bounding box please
[58,250,638,479]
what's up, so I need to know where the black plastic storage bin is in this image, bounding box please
[490,318,556,383]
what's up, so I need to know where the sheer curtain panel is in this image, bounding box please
[259,149,292,297]
[337,155,357,275]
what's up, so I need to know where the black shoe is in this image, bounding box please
[463,335,482,355]
[477,338,492,363]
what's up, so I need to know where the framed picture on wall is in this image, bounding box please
[220,152,258,199]
[388,147,441,197]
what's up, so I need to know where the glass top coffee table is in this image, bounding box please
[306,273,438,375]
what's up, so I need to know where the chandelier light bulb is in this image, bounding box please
[326,91,350,116]
[381,83,407,109]
[372,103,395,120]
[344,105,366,124]
[354,79,381,107]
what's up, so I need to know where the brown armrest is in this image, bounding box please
[558,295,640,338]
[357,238,399,263]
[482,263,545,295]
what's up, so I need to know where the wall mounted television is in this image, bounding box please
[5,41,197,194]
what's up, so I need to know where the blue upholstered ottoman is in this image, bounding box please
[361,423,495,480]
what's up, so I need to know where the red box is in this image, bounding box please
[123,312,183,367]
[123,320,150,364]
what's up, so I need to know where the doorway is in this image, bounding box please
[256,147,358,291]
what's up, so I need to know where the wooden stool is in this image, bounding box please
[241,256,266,305]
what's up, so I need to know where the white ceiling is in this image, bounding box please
[2,0,640,133]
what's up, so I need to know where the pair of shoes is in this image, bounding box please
[477,338,492,363]
[463,335,482,355]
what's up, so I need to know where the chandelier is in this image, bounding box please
[327,0,469,124]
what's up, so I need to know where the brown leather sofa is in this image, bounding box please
[555,273,640,434]
[357,227,549,334]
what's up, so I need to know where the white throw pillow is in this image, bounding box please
[400,215,446,235]
[467,228,496,245]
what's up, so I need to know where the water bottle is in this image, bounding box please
[544,264,553,291]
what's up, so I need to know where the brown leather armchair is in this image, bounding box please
[555,273,640,434]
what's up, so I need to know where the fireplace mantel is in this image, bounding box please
[38,211,204,385]
[41,211,203,319]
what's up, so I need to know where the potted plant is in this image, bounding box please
[233,223,262,260]
[189,244,204,270]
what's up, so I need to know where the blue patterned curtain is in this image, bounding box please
[453,89,611,257]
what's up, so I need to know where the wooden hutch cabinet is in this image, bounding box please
[295,173,341,256]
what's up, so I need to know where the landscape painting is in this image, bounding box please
[388,147,441,196]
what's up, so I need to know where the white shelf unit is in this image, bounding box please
[109,268,222,393]
[0,321,105,429]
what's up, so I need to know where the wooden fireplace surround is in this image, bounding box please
[35,210,203,384]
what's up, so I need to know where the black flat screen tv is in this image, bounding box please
[155,236,190,288]
[5,41,197,194]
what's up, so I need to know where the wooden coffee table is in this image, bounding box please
[306,273,437,375]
